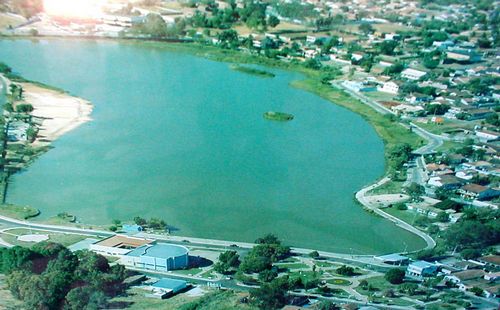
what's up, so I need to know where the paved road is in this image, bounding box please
[355,177,436,253]
[409,122,448,155]
[0,74,7,106]
[0,214,113,242]
[331,81,394,115]
[405,156,429,187]
[333,80,448,156]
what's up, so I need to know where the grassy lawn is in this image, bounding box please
[368,180,405,195]
[355,276,397,295]
[0,204,39,220]
[173,267,203,276]
[274,263,310,270]
[417,119,480,135]
[0,228,89,247]
[314,287,350,298]
[364,91,396,102]
[384,207,419,225]
[326,278,352,286]
[437,140,464,153]
[370,296,416,307]
[289,270,323,283]
[199,269,218,279]
[313,260,339,268]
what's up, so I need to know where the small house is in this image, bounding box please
[378,81,400,94]
[458,184,500,201]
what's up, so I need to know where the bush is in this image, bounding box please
[336,265,355,276]
[309,251,320,259]
[395,202,407,210]
[16,104,34,113]
[385,268,405,284]
[469,286,483,296]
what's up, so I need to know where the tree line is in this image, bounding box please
[0,243,130,309]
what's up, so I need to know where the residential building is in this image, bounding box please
[428,175,463,190]
[478,255,500,269]
[476,130,500,143]
[458,184,500,201]
[446,49,482,63]
[378,81,399,94]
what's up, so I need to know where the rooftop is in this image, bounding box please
[450,269,486,281]
[127,243,189,258]
[152,278,187,290]
[461,183,489,194]
[479,255,500,266]
[410,261,435,269]
[376,253,409,262]
[94,235,153,249]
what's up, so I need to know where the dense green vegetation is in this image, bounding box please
[214,250,240,274]
[443,208,500,255]
[384,268,406,284]
[0,243,130,309]
[238,234,291,274]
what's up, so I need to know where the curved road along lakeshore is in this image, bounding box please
[355,177,436,252]
[0,213,395,268]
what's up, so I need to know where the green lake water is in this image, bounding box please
[0,39,425,254]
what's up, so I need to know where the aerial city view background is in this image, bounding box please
[0,0,498,309]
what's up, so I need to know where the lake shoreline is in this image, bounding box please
[0,37,427,253]
[21,82,93,147]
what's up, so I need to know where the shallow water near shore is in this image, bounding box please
[0,38,425,253]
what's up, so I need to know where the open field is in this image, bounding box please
[368,180,405,195]
[0,13,25,29]
[0,228,89,247]
[109,288,256,310]
[0,204,39,220]
[417,118,480,135]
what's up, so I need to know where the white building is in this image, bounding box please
[407,261,438,278]
[304,49,318,58]
[378,81,400,94]
[401,68,427,80]
[476,130,499,143]
[89,235,154,257]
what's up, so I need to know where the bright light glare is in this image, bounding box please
[44,0,103,18]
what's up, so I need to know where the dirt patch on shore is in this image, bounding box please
[21,83,93,146]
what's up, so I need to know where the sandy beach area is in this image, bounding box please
[20,83,93,146]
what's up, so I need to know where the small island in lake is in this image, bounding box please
[263,111,294,121]
[230,65,276,78]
